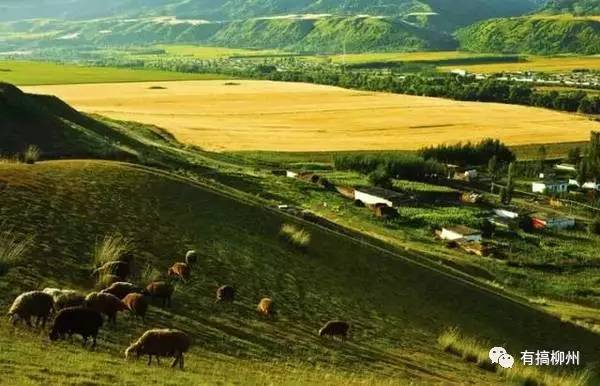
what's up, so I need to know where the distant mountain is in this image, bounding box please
[541,0,600,15]
[456,14,600,55]
[0,0,541,32]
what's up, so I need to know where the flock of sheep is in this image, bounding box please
[6,249,351,369]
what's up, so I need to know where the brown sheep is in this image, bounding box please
[167,263,190,282]
[100,282,143,299]
[122,293,148,321]
[215,285,235,303]
[146,282,174,307]
[125,329,191,369]
[318,321,350,341]
[85,292,128,325]
[8,291,54,328]
[257,298,275,317]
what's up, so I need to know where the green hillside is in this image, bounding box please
[1,160,599,384]
[456,15,600,55]
[542,0,600,16]
[0,83,599,384]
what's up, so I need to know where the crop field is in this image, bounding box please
[439,55,600,73]
[324,51,513,65]
[0,60,231,85]
[23,80,599,152]
[153,45,287,59]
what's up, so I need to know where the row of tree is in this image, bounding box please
[419,138,516,166]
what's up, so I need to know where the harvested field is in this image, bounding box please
[23,80,599,152]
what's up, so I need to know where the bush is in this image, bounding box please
[588,218,600,236]
[420,138,515,166]
[334,153,444,181]
[23,145,41,164]
[280,223,311,250]
[368,167,392,189]
[93,232,133,266]
[0,223,33,275]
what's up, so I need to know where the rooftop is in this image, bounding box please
[443,225,481,236]
[355,186,408,201]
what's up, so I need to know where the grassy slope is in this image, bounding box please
[0,160,599,384]
[0,61,230,86]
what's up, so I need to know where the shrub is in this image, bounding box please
[368,167,393,189]
[588,218,600,236]
[23,145,41,164]
[0,223,33,275]
[280,223,311,250]
[141,264,162,283]
[93,232,133,267]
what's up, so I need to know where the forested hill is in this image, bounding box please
[456,14,600,55]
[541,0,600,15]
[0,0,541,31]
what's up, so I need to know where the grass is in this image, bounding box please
[2,160,600,384]
[280,223,311,250]
[154,45,286,59]
[0,222,33,275]
[438,328,593,386]
[92,232,133,267]
[22,80,599,152]
[22,144,40,164]
[0,60,232,86]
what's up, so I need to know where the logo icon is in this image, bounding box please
[498,353,515,369]
[489,347,507,364]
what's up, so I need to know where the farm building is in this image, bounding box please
[532,180,568,194]
[568,180,599,190]
[439,226,483,242]
[554,163,577,173]
[286,171,298,178]
[532,214,575,230]
[493,208,520,220]
[354,187,408,208]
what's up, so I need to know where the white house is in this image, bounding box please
[354,187,407,208]
[440,226,482,242]
[582,182,600,191]
[532,181,568,194]
[493,208,519,219]
[286,171,298,178]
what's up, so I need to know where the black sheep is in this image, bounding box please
[318,321,350,341]
[215,285,235,303]
[49,307,103,348]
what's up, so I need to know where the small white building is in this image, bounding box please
[286,171,298,178]
[532,181,568,194]
[451,69,467,77]
[354,187,407,208]
[440,226,483,242]
[493,208,519,219]
[555,163,577,172]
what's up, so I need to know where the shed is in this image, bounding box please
[532,214,575,230]
[493,208,520,219]
[354,187,408,208]
[532,180,568,194]
[440,226,483,242]
[286,171,298,178]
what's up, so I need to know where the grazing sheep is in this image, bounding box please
[85,292,127,325]
[8,291,54,328]
[92,261,130,281]
[98,274,120,289]
[43,288,85,310]
[125,329,191,369]
[318,321,350,340]
[55,293,86,311]
[50,307,103,348]
[215,285,235,303]
[100,282,143,299]
[185,250,198,265]
[122,293,148,321]
[257,298,275,317]
[167,263,190,282]
[146,281,174,307]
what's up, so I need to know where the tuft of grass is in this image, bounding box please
[140,264,162,284]
[0,223,33,275]
[22,145,41,164]
[92,232,133,267]
[279,223,311,250]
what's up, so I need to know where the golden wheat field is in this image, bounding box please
[23,80,599,152]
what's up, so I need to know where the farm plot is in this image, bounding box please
[23,80,599,152]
